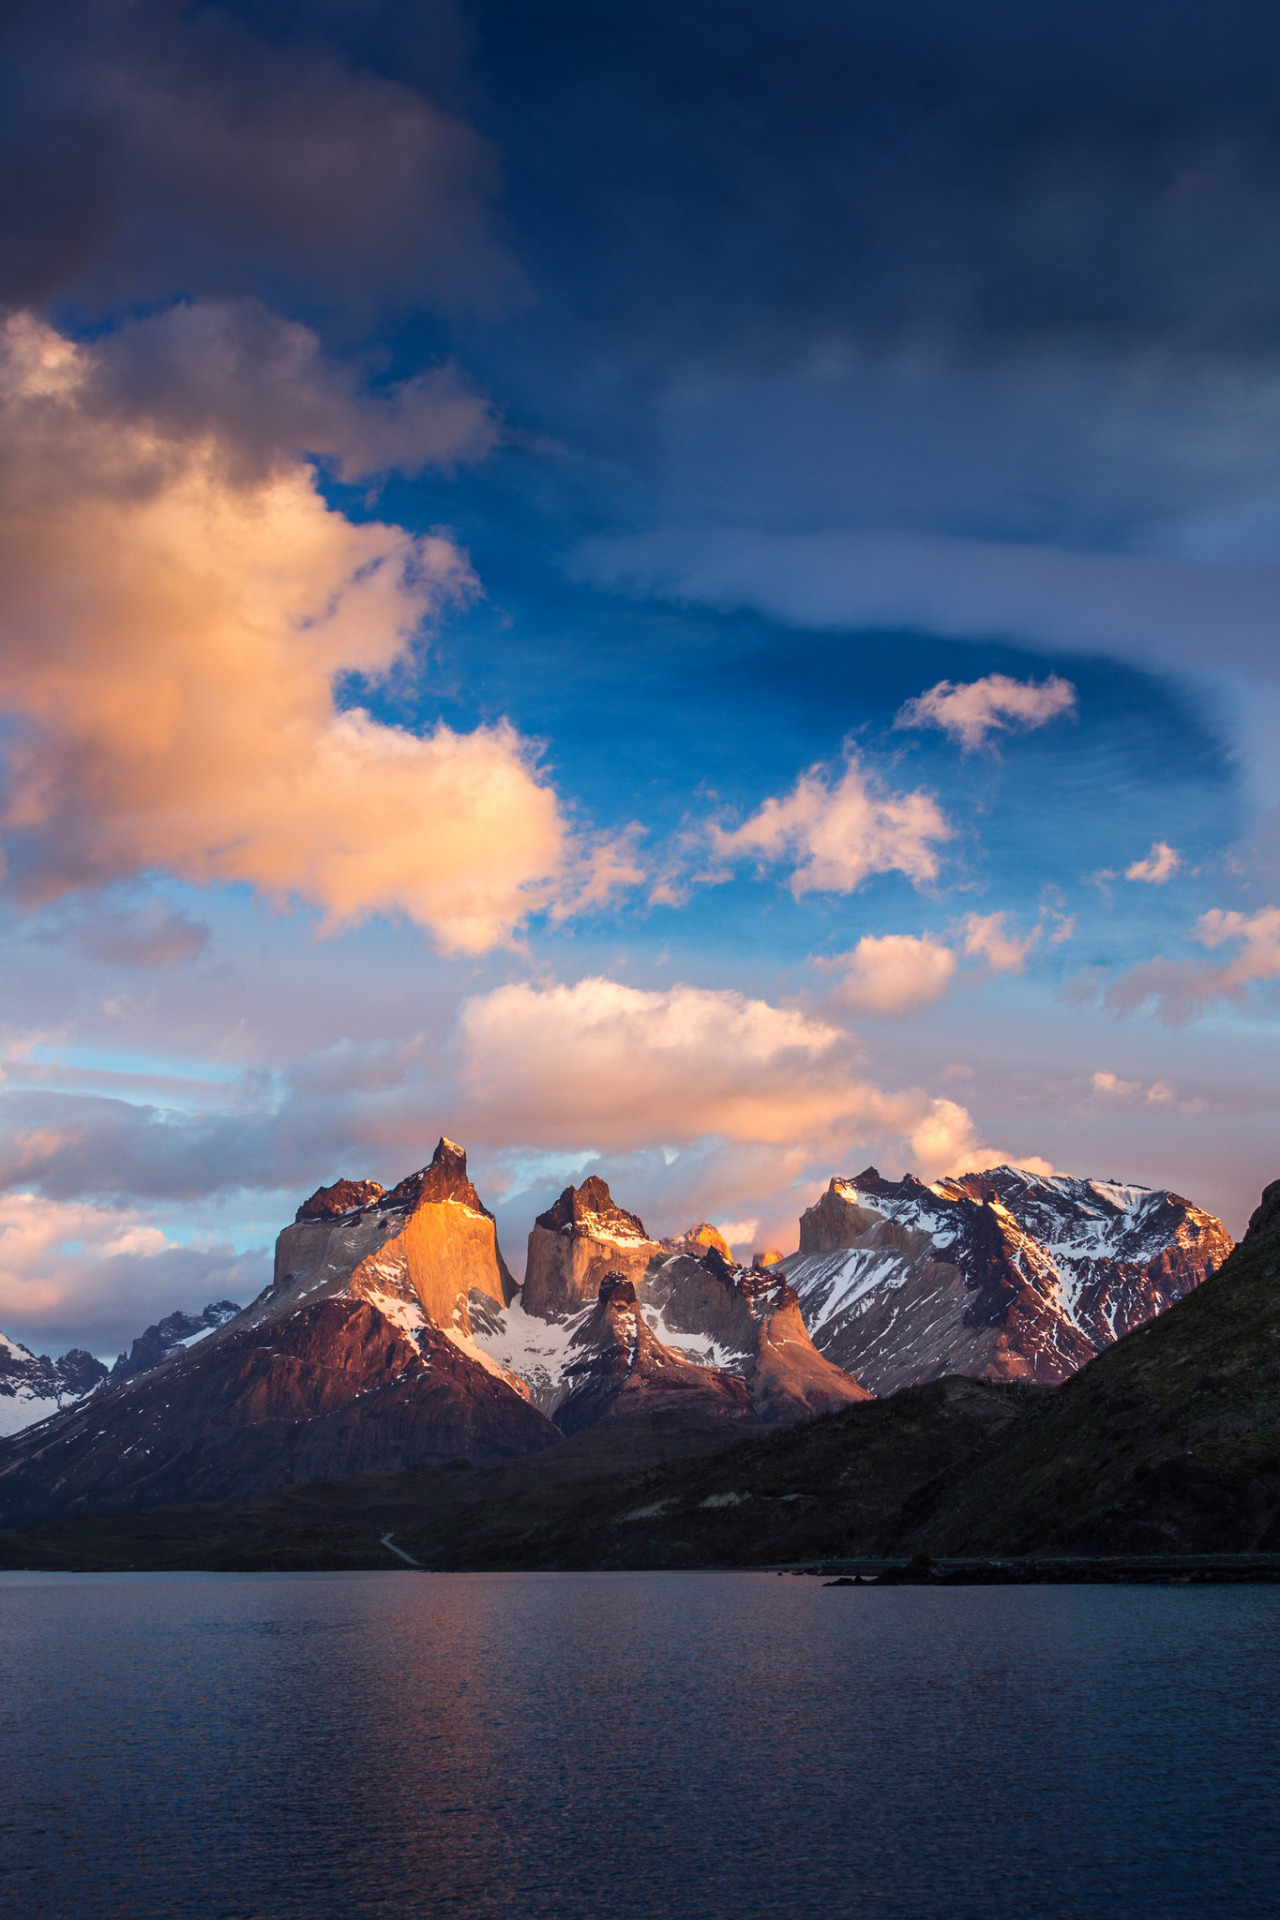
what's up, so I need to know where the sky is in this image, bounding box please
[2,0,1280,1359]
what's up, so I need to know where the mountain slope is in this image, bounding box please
[474,1199,872,1424]
[637,1249,871,1420]
[0,1336,107,1438]
[555,1274,756,1435]
[782,1165,1229,1393]
[907,1178,1280,1556]
[0,1139,556,1524]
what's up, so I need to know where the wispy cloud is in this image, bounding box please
[1125,841,1182,884]
[896,672,1077,750]
[1107,906,1280,1023]
[1091,1070,1176,1104]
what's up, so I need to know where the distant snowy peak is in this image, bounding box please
[0,1335,107,1438]
[110,1300,242,1383]
[784,1164,1232,1395]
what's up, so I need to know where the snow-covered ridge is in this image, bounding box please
[784,1162,1231,1395]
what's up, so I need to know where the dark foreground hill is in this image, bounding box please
[2,1177,1276,1574]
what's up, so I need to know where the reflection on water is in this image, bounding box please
[2,1570,1278,1919]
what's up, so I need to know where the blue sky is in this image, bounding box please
[0,0,1278,1355]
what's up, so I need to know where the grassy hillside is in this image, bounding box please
[909,1183,1280,1555]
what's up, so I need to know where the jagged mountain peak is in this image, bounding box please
[523,1176,660,1318]
[788,1161,1232,1395]
[383,1138,491,1217]
[294,1139,490,1228]
[672,1222,734,1262]
[0,1333,109,1439]
[535,1174,649,1241]
[110,1300,242,1383]
[296,1178,385,1223]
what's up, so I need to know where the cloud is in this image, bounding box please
[1091,1070,1176,1104]
[1106,905,1280,1023]
[76,900,210,968]
[0,1190,268,1358]
[895,672,1076,750]
[0,312,623,953]
[822,908,1062,1016]
[709,752,950,896]
[0,2,511,316]
[456,973,1045,1189]
[1125,840,1182,884]
[577,524,1280,687]
[94,299,497,483]
[827,933,958,1015]
[960,911,1042,973]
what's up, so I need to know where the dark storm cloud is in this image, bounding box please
[475,0,1280,369]
[0,0,511,320]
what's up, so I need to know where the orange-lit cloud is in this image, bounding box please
[710,751,950,896]
[1125,840,1182,884]
[828,932,958,1014]
[0,313,625,952]
[896,671,1077,750]
[456,973,1044,1180]
[960,910,1041,972]
[0,1190,264,1356]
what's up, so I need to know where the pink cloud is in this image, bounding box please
[710,752,950,896]
[896,671,1077,750]
[0,314,631,953]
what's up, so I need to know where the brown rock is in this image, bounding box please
[0,1138,548,1525]
[296,1178,385,1222]
[555,1272,755,1437]
[522,1175,662,1318]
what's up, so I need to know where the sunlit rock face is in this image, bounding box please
[782,1165,1233,1396]
[520,1176,663,1319]
[475,1210,872,1427]
[276,1136,516,1335]
[669,1222,734,1263]
[0,1139,555,1526]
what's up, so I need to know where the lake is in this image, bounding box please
[2,1570,1278,1918]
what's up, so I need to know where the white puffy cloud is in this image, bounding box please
[895,672,1077,750]
[828,933,958,1014]
[1125,841,1182,884]
[0,312,629,952]
[710,753,950,896]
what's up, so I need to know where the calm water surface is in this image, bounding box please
[1,1570,1278,1919]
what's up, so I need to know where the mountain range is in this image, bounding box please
[0,1140,1230,1528]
